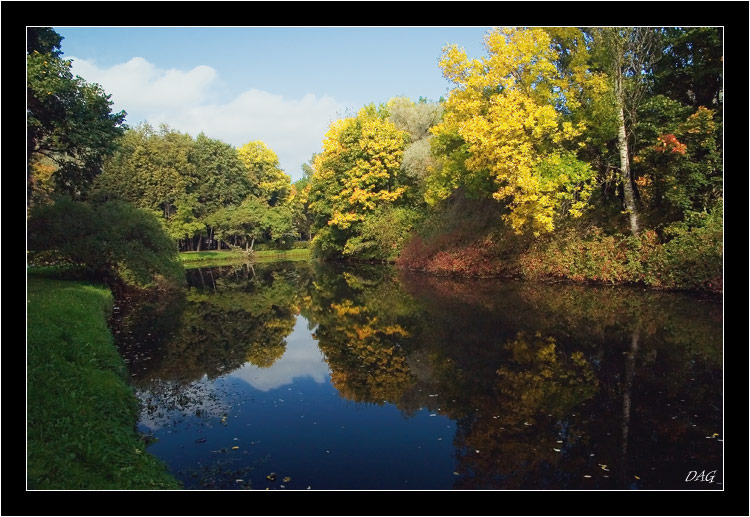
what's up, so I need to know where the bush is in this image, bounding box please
[518,201,722,292]
[28,198,184,290]
[647,201,723,291]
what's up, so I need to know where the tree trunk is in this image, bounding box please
[197,235,203,252]
[617,99,640,235]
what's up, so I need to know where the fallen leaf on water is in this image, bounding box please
[232,446,239,450]
[583,475,591,478]
[712,433,719,438]
[634,475,640,480]
[195,438,206,443]
[266,473,277,481]
[453,472,459,476]
[553,448,561,452]
[283,477,291,482]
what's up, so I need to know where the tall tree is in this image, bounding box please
[431,27,596,236]
[27,27,126,201]
[587,27,661,235]
[308,104,410,258]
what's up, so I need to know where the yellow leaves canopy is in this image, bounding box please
[431,27,597,236]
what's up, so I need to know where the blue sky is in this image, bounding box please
[53,26,493,180]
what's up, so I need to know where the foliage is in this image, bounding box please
[237,140,292,206]
[349,206,425,261]
[430,27,597,235]
[206,196,295,250]
[26,276,180,489]
[634,106,722,223]
[309,104,410,259]
[27,198,184,290]
[27,27,127,200]
[518,200,722,292]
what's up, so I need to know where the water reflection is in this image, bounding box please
[228,316,329,391]
[115,261,722,490]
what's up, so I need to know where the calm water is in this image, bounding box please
[113,261,723,490]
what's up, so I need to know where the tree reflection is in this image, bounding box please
[116,262,312,386]
[307,264,423,406]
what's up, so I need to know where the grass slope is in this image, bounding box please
[26,274,180,489]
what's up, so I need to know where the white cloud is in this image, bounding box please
[228,317,329,392]
[69,57,344,179]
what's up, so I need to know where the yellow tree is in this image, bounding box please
[309,104,410,257]
[431,27,597,236]
[237,140,292,206]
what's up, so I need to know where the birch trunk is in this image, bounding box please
[616,89,640,235]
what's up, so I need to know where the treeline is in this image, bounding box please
[92,125,308,252]
[27,27,723,292]
[304,27,723,291]
[26,27,311,289]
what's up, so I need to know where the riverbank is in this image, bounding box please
[26,273,180,489]
[179,248,309,268]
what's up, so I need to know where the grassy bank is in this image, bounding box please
[179,248,309,268]
[27,273,180,489]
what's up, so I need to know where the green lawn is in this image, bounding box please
[179,248,309,268]
[26,274,180,489]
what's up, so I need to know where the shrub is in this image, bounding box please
[28,197,184,290]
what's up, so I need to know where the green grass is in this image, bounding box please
[179,248,309,268]
[26,274,180,489]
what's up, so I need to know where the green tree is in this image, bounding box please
[27,27,127,200]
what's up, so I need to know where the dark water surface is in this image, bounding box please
[113,261,723,490]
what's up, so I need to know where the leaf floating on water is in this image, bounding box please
[195,438,207,443]
[553,448,561,452]
[266,473,277,481]
[634,475,640,480]
[429,414,437,417]
[232,446,239,450]
[283,476,291,482]
[583,475,591,478]
[712,433,719,438]
[453,472,459,476]
[556,440,563,443]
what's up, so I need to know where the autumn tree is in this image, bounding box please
[237,141,292,206]
[308,104,410,258]
[430,27,597,236]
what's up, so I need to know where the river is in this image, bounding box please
[112,260,723,490]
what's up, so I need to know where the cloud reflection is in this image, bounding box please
[228,316,329,391]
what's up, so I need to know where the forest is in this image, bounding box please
[27,27,723,293]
